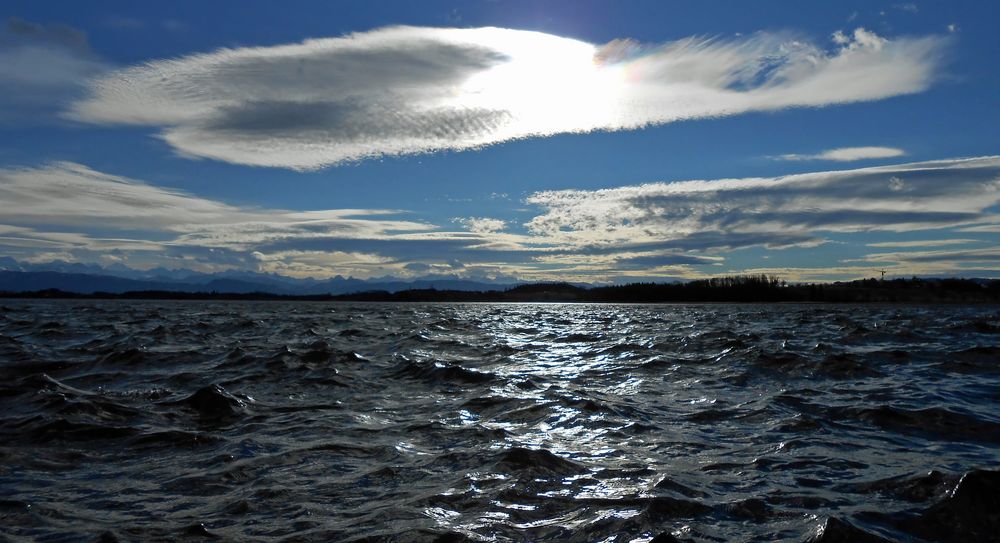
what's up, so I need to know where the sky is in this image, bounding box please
[1,0,998,283]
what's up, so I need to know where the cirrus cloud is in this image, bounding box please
[524,156,1000,252]
[0,161,433,252]
[3,157,998,281]
[775,146,906,162]
[69,25,949,170]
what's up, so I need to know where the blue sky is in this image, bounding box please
[1,0,998,282]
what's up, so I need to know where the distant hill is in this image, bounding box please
[0,271,192,294]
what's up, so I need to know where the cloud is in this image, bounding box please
[524,156,1000,252]
[865,239,980,248]
[0,161,239,229]
[958,222,1000,233]
[251,249,392,278]
[0,161,432,252]
[0,17,109,122]
[857,247,1000,265]
[453,216,506,233]
[844,246,1000,278]
[775,146,906,162]
[69,25,949,169]
[617,252,723,267]
[0,162,544,279]
[3,157,999,281]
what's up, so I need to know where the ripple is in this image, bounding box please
[0,301,998,541]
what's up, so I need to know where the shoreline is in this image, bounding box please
[3,276,999,304]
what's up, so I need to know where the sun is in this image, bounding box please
[453,28,627,137]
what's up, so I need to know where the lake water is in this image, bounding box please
[1,301,998,542]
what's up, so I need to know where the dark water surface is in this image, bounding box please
[1,301,999,542]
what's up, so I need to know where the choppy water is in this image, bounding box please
[1,301,999,542]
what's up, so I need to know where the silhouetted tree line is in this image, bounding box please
[3,275,999,303]
[587,274,789,302]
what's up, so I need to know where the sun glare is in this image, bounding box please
[456,30,626,136]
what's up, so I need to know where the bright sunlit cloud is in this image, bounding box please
[69,25,949,169]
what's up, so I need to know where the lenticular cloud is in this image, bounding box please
[70,26,948,170]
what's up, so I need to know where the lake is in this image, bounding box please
[1,301,998,542]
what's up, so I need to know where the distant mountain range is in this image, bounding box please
[0,263,519,295]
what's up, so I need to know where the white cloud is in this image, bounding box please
[4,157,999,282]
[453,216,506,233]
[0,162,537,279]
[251,249,393,278]
[776,146,906,162]
[866,239,980,248]
[958,221,1000,233]
[0,162,433,251]
[0,161,237,229]
[524,156,1000,250]
[852,247,1000,273]
[69,25,949,169]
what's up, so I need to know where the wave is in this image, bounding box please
[1,301,998,541]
